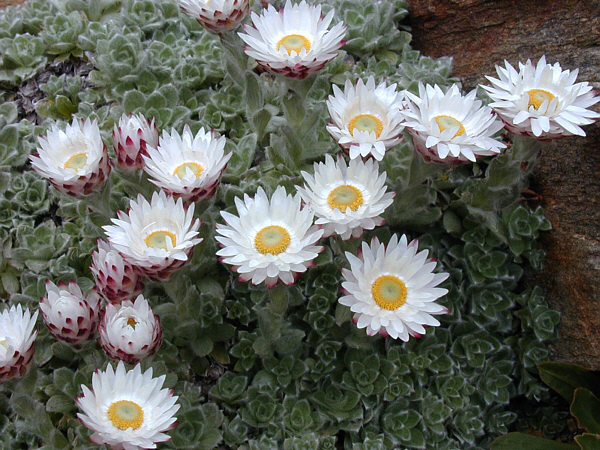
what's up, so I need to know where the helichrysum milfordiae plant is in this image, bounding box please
[296,154,394,240]
[481,55,600,139]
[29,118,111,196]
[402,83,506,163]
[77,361,179,448]
[0,304,38,383]
[112,112,159,172]
[238,0,346,79]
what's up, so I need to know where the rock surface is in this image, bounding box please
[408,0,600,369]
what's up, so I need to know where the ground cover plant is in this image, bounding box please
[1,0,597,448]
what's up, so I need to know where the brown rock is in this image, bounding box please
[0,0,27,7]
[408,0,600,369]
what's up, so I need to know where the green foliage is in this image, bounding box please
[0,0,564,448]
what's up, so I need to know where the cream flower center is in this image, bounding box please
[435,115,465,138]
[348,114,383,137]
[144,230,177,250]
[0,338,8,350]
[277,34,311,55]
[255,225,290,255]
[126,317,137,328]
[173,162,203,179]
[528,89,555,110]
[63,152,88,170]
[107,400,144,430]
[327,184,363,211]
[371,275,407,310]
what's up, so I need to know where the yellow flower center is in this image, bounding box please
[144,230,177,250]
[371,275,407,310]
[348,114,383,137]
[63,152,88,170]
[527,89,556,110]
[327,184,363,212]
[277,34,311,55]
[434,115,465,138]
[126,317,137,328]
[173,162,203,179]
[107,400,144,430]
[0,338,7,350]
[255,225,290,255]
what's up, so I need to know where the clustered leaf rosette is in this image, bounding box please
[29,118,111,196]
[77,361,179,449]
[216,186,324,287]
[297,154,394,240]
[98,295,162,364]
[402,84,506,164]
[103,191,202,281]
[143,125,231,204]
[113,113,159,172]
[339,234,449,341]
[481,55,600,139]
[178,0,249,33]
[40,280,101,345]
[326,77,405,160]
[238,0,346,79]
[0,304,38,383]
[90,239,145,304]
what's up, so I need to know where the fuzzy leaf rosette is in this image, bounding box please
[178,0,249,32]
[77,361,179,449]
[297,154,394,240]
[238,0,346,79]
[103,191,202,281]
[113,113,159,172]
[40,280,101,345]
[143,125,231,204]
[216,186,324,287]
[98,295,162,364]
[402,84,506,164]
[29,118,111,196]
[340,234,449,341]
[326,77,405,160]
[0,304,38,383]
[481,55,600,139]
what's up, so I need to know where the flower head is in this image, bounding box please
[40,280,101,345]
[98,295,162,364]
[113,113,159,172]
[402,84,506,163]
[178,0,249,32]
[77,361,179,449]
[91,239,145,304]
[0,304,38,383]
[216,186,323,287]
[327,77,405,160]
[238,0,345,79]
[143,125,231,204]
[481,56,600,139]
[297,154,394,240]
[340,235,449,341]
[103,191,202,281]
[29,118,111,196]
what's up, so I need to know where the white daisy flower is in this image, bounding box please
[481,55,600,139]
[0,304,38,383]
[326,77,405,160]
[143,125,231,204]
[340,234,449,341]
[113,113,159,172]
[296,154,394,240]
[103,191,202,281]
[238,0,346,79]
[98,295,162,364]
[40,280,101,345]
[29,118,111,197]
[178,0,249,33]
[402,84,506,163]
[77,360,179,449]
[91,239,145,304]
[215,186,324,287]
